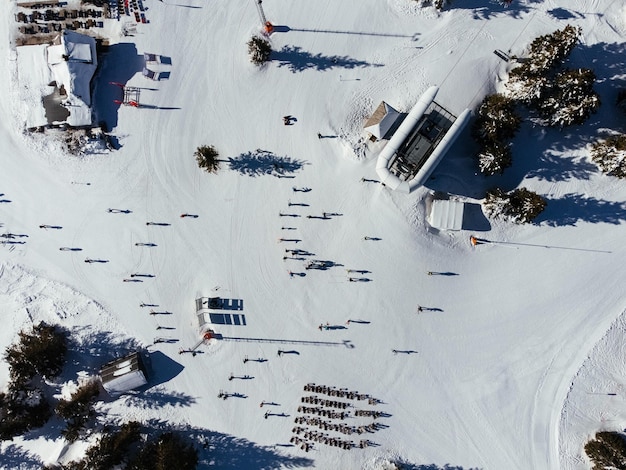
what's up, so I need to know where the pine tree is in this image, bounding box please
[483,187,546,223]
[584,431,626,470]
[477,141,513,176]
[472,94,519,175]
[128,432,198,470]
[194,145,221,173]
[473,94,521,143]
[4,322,67,387]
[525,25,581,75]
[539,68,600,127]
[505,25,581,104]
[56,380,100,442]
[247,36,272,65]
[505,70,548,104]
[590,134,626,178]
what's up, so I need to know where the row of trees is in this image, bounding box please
[475,25,598,177]
[48,421,198,470]
[472,25,607,224]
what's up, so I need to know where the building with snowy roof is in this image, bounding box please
[363,101,401,141]
[100,351,148,396]
[16,30,97,128]
[427,198,465,231]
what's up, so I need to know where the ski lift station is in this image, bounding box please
[100,351,149,396]
[375,86,471,193]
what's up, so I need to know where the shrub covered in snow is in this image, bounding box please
[195,145,221,173]
[539,68,600,127]
[584,431,626,470]
[590,134,626,178]
[247,36,272,65]
[483,187,547,224]
[505,70,548,104]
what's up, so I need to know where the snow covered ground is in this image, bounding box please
[1,0,626,468]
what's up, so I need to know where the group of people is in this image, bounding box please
[289,383,387,452]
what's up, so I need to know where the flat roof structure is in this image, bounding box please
[428,199,464,231]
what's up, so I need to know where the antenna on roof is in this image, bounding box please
[254,0,273,35]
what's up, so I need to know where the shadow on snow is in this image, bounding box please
[536,193,626,227]
[0,444,42,469]
[144,419,315,469]
[228,150,308,177]
[272,45,383,73]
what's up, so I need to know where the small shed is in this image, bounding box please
[100,351,148,396]
[364,101,401,141]
[427,199,464,231]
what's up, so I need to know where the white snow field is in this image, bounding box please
[1,0,626,468]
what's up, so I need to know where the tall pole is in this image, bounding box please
[253,0,273,34]
[255,0,267,25]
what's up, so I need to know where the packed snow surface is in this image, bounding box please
[1,0,626,469]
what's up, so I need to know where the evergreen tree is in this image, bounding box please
[56,381,100,442]
[584,431,626,470]
[63,421,142,470]
[505,25,581,104]
[524,25,581,75]
[194,145,221,173]
[483,187,547,223]
[477,141,513,176]
[505,70,548,104]
[4,322,67,386]
[473,94,521,143]
[590,134,626,178]
[247,36,272,65]
[472,94,519,175]
[128,432,198,470]
[539,68,600,127]
[0,387,51,441]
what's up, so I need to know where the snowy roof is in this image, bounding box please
[46,31,97,127]
[427,199,464,231]
[364,101,400,140]
[16,30,97,128]
[100,352,148,395]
